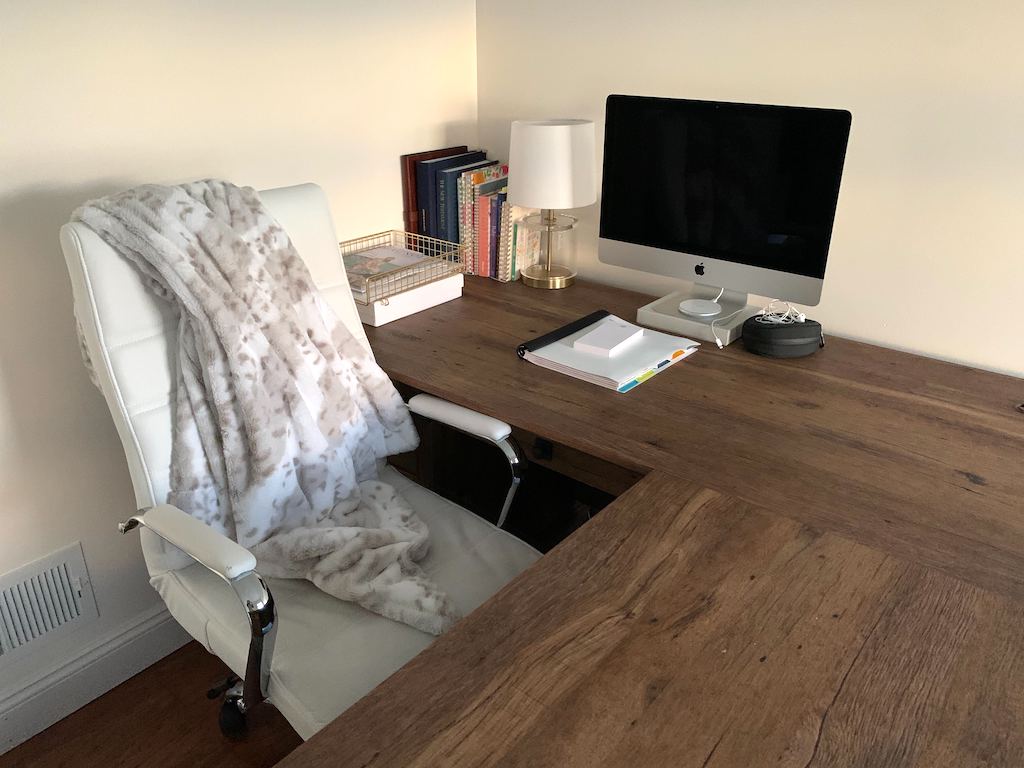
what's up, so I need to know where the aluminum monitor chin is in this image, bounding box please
[598,95,851,306]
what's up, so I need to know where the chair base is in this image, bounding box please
[218,694,248,740]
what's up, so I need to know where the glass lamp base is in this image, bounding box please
[520,263,576,289]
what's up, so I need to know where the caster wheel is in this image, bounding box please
[207,674,240,700]
[219,698,248,740]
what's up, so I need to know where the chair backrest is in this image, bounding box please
[60,183,366,574]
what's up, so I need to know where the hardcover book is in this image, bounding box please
[400,146,467,234]
[417,151,485,236]
[438,159,496,243]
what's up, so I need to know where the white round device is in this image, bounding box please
[678,298,723,318]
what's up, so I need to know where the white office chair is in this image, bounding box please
[60,183,539,740]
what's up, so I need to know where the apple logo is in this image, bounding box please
[694,263,705,276]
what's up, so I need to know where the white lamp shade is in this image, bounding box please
[507,119,597,210]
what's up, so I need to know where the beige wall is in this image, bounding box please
[0,0,477,718]
[476,0,1024,377]
[1,0,1021,742]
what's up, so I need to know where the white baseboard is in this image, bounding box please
[0,604,190,754]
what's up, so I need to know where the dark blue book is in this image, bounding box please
[438,159,497,243]
[489,190,505,277]
[416,151,486,236]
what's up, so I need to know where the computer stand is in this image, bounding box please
[637,284,758,347]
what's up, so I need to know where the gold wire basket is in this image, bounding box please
[338,230,466,306]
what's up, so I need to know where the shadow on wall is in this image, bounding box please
[0,182,136,528]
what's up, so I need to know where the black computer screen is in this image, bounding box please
[599,95,851,279]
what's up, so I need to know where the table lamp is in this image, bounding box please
[508,119,597,289]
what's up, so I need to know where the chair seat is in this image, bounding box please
[151,466,540,739]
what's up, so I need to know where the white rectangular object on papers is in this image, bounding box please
[573,315,644,357]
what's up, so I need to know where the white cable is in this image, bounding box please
[755,299,806,325]
[710,306,748,349]
[711,298,806,349]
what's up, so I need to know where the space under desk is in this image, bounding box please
[277,277,1024,767]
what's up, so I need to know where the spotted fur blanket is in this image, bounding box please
[75,180,458,635]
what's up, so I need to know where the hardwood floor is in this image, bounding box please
[1,642,301,768]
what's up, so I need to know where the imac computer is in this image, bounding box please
[598,95,851,345]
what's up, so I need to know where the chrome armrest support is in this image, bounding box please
[231,572,276,713]
[119,508,277,712]
[406,393,525,528]
[493,436,525,528]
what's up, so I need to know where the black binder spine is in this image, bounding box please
[516,310,611,358]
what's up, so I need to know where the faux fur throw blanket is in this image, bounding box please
[75,180,458,635]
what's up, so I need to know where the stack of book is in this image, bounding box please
[400,146,542,282]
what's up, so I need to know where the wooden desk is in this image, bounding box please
[279,277,1024,767]
[279,472,1024,767]
[369,277,1024,603]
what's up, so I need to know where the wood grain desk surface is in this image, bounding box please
[369,277,1024,603]
[278,277,1024,767]
[279,473,1024,768]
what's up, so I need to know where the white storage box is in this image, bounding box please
[355,272,464,327]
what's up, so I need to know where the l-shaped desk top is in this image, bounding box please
[279,277,1024,767]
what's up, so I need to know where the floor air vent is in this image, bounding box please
[0,542,99,662]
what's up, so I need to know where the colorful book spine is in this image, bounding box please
[470,176,508,276]
[476,193,493,278]
[460,165,508,276]
[488,191,504,278]
[510,216,518,280]
[500,204,530,281]
[496,200,512,282]
[457,173,473,273]
[514,214,542,275]
[439,159,495,243]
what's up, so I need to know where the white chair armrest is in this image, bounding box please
[121,504,257,581]
[119,505,274,709]
[407,393,511,443]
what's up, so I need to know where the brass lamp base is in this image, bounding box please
[520,263,576,289]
